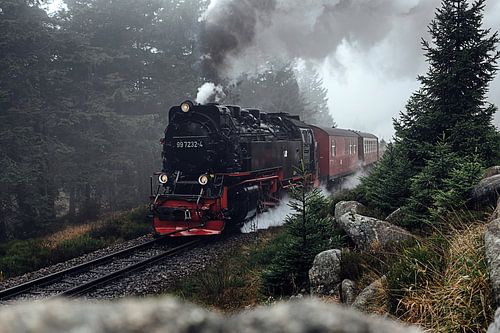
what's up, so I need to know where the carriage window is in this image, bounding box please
[301,129,312,144]
[331,139,336,156]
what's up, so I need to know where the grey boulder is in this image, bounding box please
[485,218,500,306]
[341,279,356,305]
[309,249,342,295]
[472,174,500,206]
[0,297,424,333]
[228,298,422,333]
[352,276,388,313]
[335,201,367,221]
[338,213,414,250]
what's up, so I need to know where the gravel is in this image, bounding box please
[0,235,155,292]
[0,231,262,302]
[85,232,259,299]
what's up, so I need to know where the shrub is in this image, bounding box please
[0,240,50,277]
[399,142,484,230]
[431,157,483,217]
[51,235,106,263]
[359,143,414,216]
[90,206,151,240]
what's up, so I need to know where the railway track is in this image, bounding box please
[0,232,203,303]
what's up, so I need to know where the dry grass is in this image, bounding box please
[398,223,494,332]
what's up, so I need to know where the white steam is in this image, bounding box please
[195,82,226,104]
[341,169,367,190]
[241,196,292,233]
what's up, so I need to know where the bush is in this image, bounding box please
[394,142,484,230]
[359,143,414,216]
[0,240,50,277]
[90,206,151,240]
[51,235,106,263]
[431,157,483,217]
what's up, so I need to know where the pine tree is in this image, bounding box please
[297,66,336,127]
[401,138,483,227]
[360,143,413,216]
[230,63,307,117]
[394,0,500,167]
[360,0,499,227]
[262,164,341,295]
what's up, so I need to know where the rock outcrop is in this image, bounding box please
[485,218,500,306]
[338,213,413,250]
[472,174,500,206]
[334,201,367,221]
[352,276,388,313]
[309,249,342,295]
[0,297,423,333]
[341,279,356,306]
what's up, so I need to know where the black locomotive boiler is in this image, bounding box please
[150,100,316,236]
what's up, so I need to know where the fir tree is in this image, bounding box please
[297,66,336,127]
[262,164,341,295]
[394,0,500,167]
[362,0,498,226]
[360,143,413,216]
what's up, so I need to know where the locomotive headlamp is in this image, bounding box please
[181,102,191,113]
[158,173,169,184]
[198,174,209,186]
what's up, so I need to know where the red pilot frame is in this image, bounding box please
[150,168,287,236]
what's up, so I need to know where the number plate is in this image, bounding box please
[175,140,204,148]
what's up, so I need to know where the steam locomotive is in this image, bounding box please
[150,100,378,236]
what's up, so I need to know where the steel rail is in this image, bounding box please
[56,239,201,297]
[0,229,192,301]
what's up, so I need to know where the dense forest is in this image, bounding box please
[0,0,334,241]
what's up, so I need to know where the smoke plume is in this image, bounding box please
[199,0,437,82]
[195,82,226,104]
